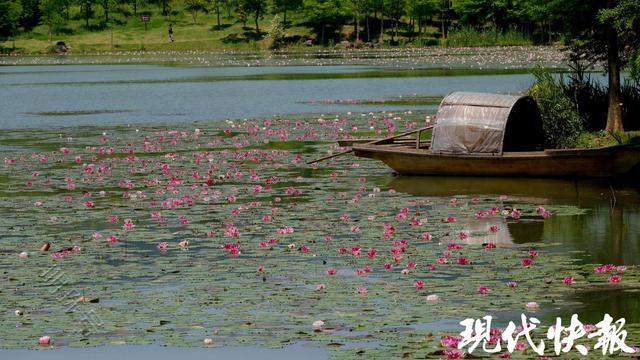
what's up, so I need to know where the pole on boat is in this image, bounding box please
[306,149,353,164]
[306,125,434,164]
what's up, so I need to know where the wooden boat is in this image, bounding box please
[352,92,640,178]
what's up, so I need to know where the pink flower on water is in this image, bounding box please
[421,232,432,241]
[39,336,51,346]
[511,209,522,219]
[157,242,168,252]
[521,258,533,267]
[483,242,496,249]
[366,248,377,258]
[441,335,462,348]
[507,281,518,288]
[340,213,350,221]
[107,235,119,245]
[457,257,470,265]
[299,245,310,253]
[446,216,457,223]
[351,247,361,256]
[326,268,337,276]
[457,231,469,240]
[84,201,94,208]
[383,263,392,271]
[489,225,500,233]
[414,280,425,290]
[563,276,574,285]
[356,287,368,295]
[609,275,622,283]
[479,285,489,294]
[316,283,325,290]
[123,218,135,231]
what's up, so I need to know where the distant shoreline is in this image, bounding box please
[0,45,568,68]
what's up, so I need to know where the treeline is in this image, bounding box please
[0,0,628,45]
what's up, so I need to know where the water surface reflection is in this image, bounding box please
[390,176,640,324]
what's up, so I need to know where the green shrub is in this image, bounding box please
[442,26,531,47]
[527,70,584,149]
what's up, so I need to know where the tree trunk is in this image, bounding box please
[217,4,221,26]
[104,0,109,22]
[366,15,370,42]
[605,21,624,132]
[254,10,260,37]
[85,3,90,27]
[355,17,360,42]
[380,4,384,44]
[133,0,137,15]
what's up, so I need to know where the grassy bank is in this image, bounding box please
[1,4,535,55]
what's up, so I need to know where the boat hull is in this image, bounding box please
[352,144,640,178]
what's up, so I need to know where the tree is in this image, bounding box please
[80,0,95,27]
[408,0,436,38]
[184,0,206,23]
[598,0,640,131]
[0,0,22,41]
[240,0,266,37]
[39,0,64,41]
[436,0,452,39]
[273,0,302,27]
[304,0,350,44]
[348,0,372,42]
[559,0,639,133]
[19,0,41,31]
[101,0,116,22]
[211,0,223,27]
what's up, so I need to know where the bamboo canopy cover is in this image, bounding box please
[430,92,545,155]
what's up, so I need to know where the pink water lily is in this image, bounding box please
[157,242,168,252]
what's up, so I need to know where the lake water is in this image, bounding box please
[0,64,537,129]
[0,63,638,358]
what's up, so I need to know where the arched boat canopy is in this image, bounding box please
[430,92,545,155]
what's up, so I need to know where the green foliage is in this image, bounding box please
[266,14,284,49]
[443,26,531,47]
[303,0,350,44]
[527,69,584,149]
[0,0,22,39]
[558,60,640,131]
[39,0,64,34]
[239,0,266,36]
[631,50,640,83]
[184,0,206,23]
